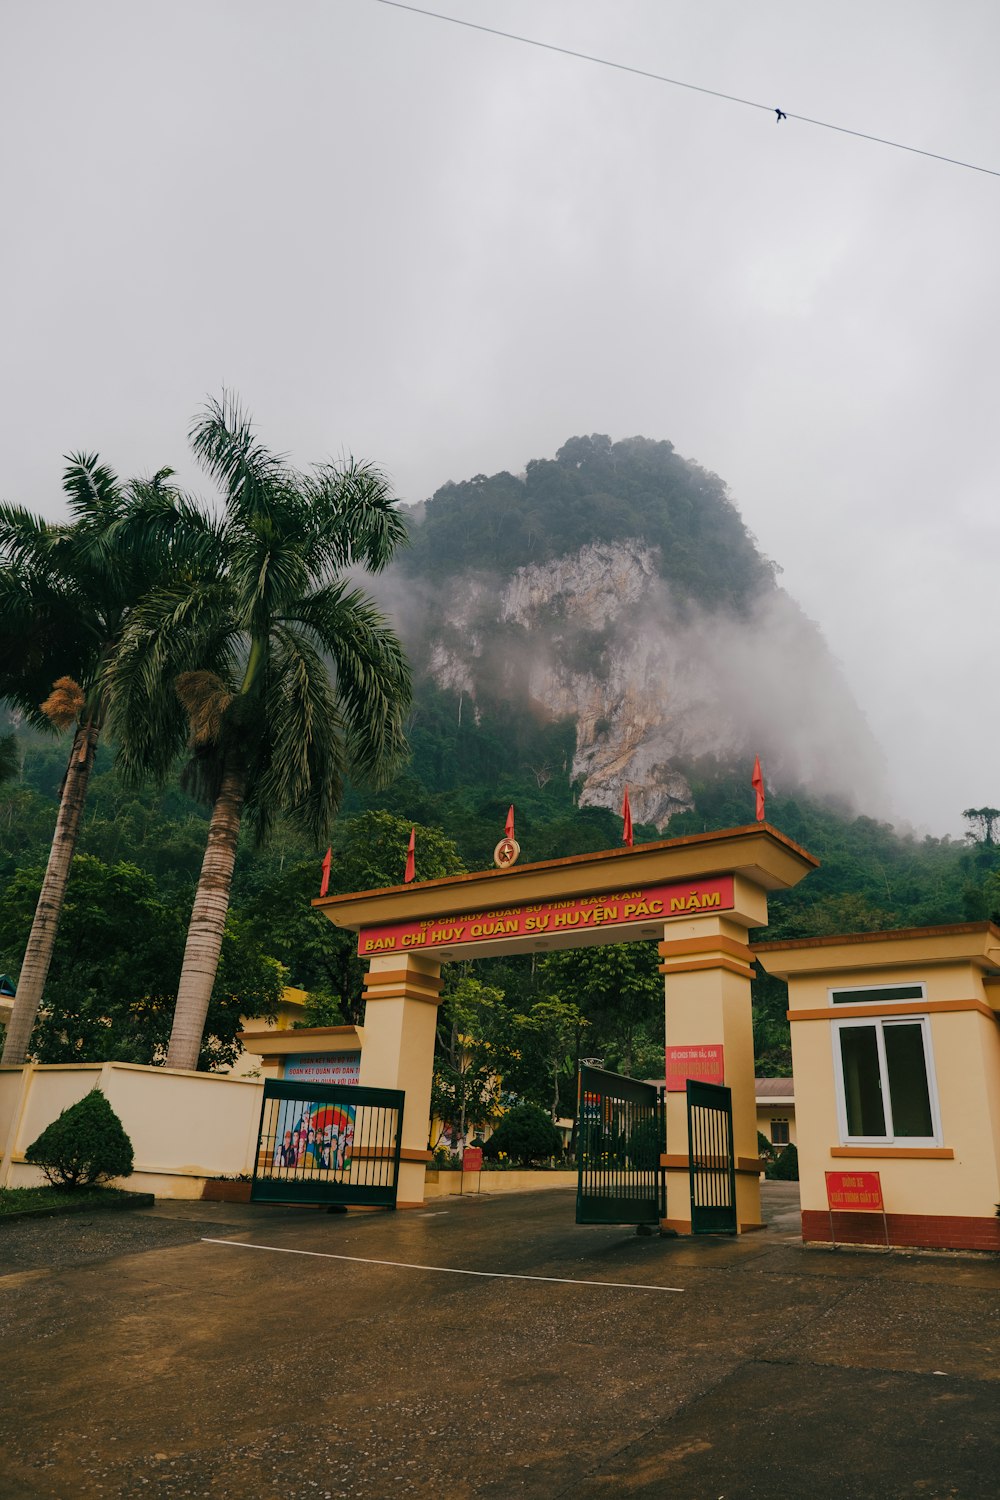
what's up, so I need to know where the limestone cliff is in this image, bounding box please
[415,539,884,827]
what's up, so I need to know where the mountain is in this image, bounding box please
[389,434,885,827]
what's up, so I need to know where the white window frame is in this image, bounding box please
[832,1015,942,1147]
[827,980,927,1006]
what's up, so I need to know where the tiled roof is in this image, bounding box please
[755,1076,795,1099]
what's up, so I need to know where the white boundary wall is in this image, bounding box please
[0,1063,263,1198]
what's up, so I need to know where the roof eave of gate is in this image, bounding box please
[313,822,818,933]
[755,920,1000,978]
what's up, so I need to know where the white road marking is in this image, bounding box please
[201,1238,684,1293]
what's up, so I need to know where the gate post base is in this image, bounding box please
[661,1218,693,1235]
[396,1157,433,1208]
[735,1167,763,1231]
[660,1220,767,1236]
[662,1157,763,1234]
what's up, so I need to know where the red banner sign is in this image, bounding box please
[825,1171,884,1212]
[664,1044,725,1092]
[358,877,734,956]
[462,1147,483,1173]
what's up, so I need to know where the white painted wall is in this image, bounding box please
[0,1062,264,1197]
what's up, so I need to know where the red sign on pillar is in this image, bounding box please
[664,1044,725,1092]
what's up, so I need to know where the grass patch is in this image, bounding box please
[0,1184,140,1217]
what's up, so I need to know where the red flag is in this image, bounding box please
[752,756,765,822]
[621,784,633,847]
[319,846,332,898]
[505,805,514,840]
[404,826,416,884]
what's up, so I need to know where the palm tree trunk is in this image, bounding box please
[1,721,99,1065]
[165,760,246,1071]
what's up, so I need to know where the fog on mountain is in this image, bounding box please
[384,433,886,826]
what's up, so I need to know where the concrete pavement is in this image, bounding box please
[1,1184,997,1499]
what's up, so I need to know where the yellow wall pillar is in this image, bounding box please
[659,884,766,1234]
[357,951,443,1207]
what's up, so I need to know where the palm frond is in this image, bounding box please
[104,479,228,583]
[0,505,73,573]
[300,460,408,577]
[0,565,96,725]
[189,392,295,527]
[228,532,310,637]
[104,580,239,784]
[285,581,411,788]
[244,623,346,845]
[63,453,124,525]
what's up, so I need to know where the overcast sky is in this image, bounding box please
[3,1,998,837]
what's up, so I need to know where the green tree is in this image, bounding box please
[751,967,793,1076]
[0,733,18,787]
[539,941,662,1078]
[110,396,412,1070]
[482,1101,562,1165]
[522,995,587,1120]
[431,974,510,1146]
[765,1141,799,1181]
[963,807,1000,847]
[983,869,1000,923]
[959,806,1000,921]
[0,457,191,1065]
[293,992,345,1028]
[0,855,281,1068]
[327,809,464,893]
[238,813,465,1026]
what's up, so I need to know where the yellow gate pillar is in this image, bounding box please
[659,884,767,1234]
[357,951,443,1207]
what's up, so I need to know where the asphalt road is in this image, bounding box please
[1,1184,997,1499]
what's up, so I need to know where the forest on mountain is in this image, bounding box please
[402,434,776,610]
[2,423,998,1124]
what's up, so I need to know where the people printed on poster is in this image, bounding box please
[436,1122,468,1157]
[269,1099,356,1179]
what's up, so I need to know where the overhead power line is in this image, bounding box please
[371,0,1000,181]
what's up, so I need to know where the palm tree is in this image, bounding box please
[0,458,188,1065]
[110,395,411,1071]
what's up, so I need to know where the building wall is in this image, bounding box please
[755,1102,796,1148]
[777,943,1000,1251]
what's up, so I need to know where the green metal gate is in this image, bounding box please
[251,1079,404,1208]
[686,1078,737,1234]
[576,1065,665,1226]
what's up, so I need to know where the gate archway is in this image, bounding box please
[314,824,816,1231]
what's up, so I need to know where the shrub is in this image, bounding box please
[757,1130,775,1163]
[628,1113,666,1171]
[24,1088,134,1189]
[483,1103,562,1166]
[765,1141,799,1181]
